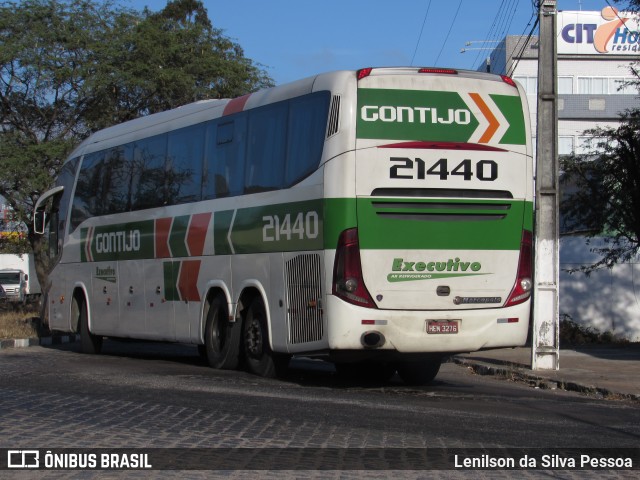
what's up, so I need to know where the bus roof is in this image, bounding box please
[66,67,518,160]
[67,73,325,160]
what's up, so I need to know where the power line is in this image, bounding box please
[500,0,521,44]
[471,0,509,70]
[507,13,539,77]
[411,0,433,66]
[434,0,463,66]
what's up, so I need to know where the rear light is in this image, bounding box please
[357,68,373,80]
[500,75,517,88]
[418,68,458,75]
[332,228,377,309]
[505,230,533,307]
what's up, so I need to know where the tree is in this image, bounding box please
[560,112,640,273]
[87,0,273,128]
[0,0,272,282]
[559,0,640,274]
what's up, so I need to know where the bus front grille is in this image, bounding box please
[285,254,324,344]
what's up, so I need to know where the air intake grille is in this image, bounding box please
[326,95,341,137]
[285,254,323,344]
[372,200,511,222]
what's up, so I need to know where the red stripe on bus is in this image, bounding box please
[178,260,201,301]
[187,212,211,257]
[377,141,507,152]
[155,218,173,258]
[223,94,251,116]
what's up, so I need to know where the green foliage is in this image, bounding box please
[87,0,273,128]
[560,109,640,273]
[0,0,273,230]
[559,315,629,345]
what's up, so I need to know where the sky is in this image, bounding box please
[120,0,617,85]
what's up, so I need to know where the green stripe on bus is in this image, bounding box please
[79,197,531,260]
[323,198,357,249]
[169,215,190,257]
[491,94,527,145]
[356,198,533,251]
[214,200,325,254]
[163,261,180,301]
[357,88,479,143]
[81,220,154,262]
[213,210,235,255]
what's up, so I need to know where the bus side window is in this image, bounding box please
[205,116,246,199]
[245,103,287,194]
[132,134,168,210]
[103,145,133,214]
[167,124,205,205]
[286,91,330,186]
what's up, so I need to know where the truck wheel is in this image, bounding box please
[204,295,240,370]
[75,294,102,354]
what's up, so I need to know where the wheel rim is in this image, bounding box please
[209,313,223,355]
[245,316,263,358]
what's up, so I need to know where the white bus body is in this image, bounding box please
[34,68,533,383]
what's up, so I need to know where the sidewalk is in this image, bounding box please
[453,344,640,402]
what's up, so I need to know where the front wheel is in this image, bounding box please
[242,298,289,378]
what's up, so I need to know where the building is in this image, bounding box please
[484,6,640,341]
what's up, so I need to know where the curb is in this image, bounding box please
[0,334,80,350]
[451,356,640,404]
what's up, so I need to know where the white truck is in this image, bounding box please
[0,253,41,303]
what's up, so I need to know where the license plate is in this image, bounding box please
[427,320,459,334]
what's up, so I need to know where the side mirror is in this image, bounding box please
[34,210,47,235]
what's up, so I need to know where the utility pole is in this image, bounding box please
[532,0,559,370]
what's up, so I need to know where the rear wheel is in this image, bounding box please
[395,357,441,385]
[242,297,289,378]
[74,293,102,354]
[204,295,240,370]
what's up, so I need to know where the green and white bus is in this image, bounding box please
[34,67,533,384]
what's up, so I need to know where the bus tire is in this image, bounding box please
[242,297,289,378]
[204,295,240,370]
[76,294,102,355]
[395,357,441,385]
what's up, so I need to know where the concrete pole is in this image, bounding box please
[532,0,560,370]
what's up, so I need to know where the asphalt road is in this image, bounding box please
[0,340,638,478]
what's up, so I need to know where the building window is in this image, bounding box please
[576,136,607,156]
[513,76,537,96]
[558,76,573,94]
[558,136,574,155]
[610,77,636,94]
[578,77,606,94]
[578,76,636,94]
